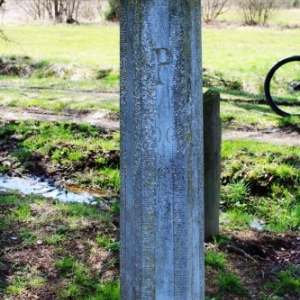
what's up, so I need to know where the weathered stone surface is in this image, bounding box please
[120,1,204,299]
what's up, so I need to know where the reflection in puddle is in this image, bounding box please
[0,175,114,203]
[220,211,266,231]
[250,218,265,231]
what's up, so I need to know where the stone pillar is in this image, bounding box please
[203,90,221,241]
[120,1,204,299]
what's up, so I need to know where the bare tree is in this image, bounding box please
[202,0,231,23]
[64,0,81,23]
[46,0,65,22]
[16,0,83,23]
[79,0,92,19]
[0,1,15,42]
[95,0,102,19]
[15,0,45,20]
[236,0,282,25]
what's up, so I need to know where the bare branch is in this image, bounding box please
[202,0,230,23]
[236,0,281,25]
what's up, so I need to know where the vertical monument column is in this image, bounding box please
[120,0,204,299]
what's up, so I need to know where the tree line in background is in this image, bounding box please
[202,0,300,24]
[98,0,300,25]
[100,0,300,25]
[5,0,106,23]
[1,0,299,24]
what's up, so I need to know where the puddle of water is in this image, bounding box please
[220,211,266,231]
[64,183,109,198]
[0,175,113,203]
[250,218,265,231]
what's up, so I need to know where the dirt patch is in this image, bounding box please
[0,117,120,191]
[0,106,119,130]
[206,229,300,299]
[1,106,300,192]
[0,105,300,299]
[0,57,33,76]
[1,197,299,299]
[223,129,300,146]
[226,230,300,266]
[3,106,300,146]
[0,192,119,299]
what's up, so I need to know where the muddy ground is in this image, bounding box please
[0,107,299,299]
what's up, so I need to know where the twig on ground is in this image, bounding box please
[227,245,254,260]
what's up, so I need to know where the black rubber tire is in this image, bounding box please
[264,55,300,117]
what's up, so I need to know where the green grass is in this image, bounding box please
[268,265,300,297]
[218,7,300,27]
[0,192,119,299]
[96,234,120,251]
[0,24,120,68]
[0,21,299,117]
[220,101,279,130]
[216,272,248,297]
[205,251,226,270]
[55,255,112,299]
[0,22,300,113]
[221,139,300,231]
[0,119,120,190]
[90,281,120,300]
[203,27,300,96]
[0,86,119,112]
[223,209,253,230]
[0,55,119,113]
[57,202,104,218]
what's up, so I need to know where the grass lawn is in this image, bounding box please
[1,24,120,68]
[0,20,299,112]
[218,7,300,27]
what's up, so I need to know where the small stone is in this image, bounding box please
[3,161,11,167]
[36,240,43,245]
[100,205,110,212]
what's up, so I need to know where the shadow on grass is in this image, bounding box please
[206,86,277,115]
[234,102,273,114]
[207,86,265,102]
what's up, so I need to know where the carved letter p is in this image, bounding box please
[155,48,172,85]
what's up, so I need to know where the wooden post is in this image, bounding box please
[204,90,221,241]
